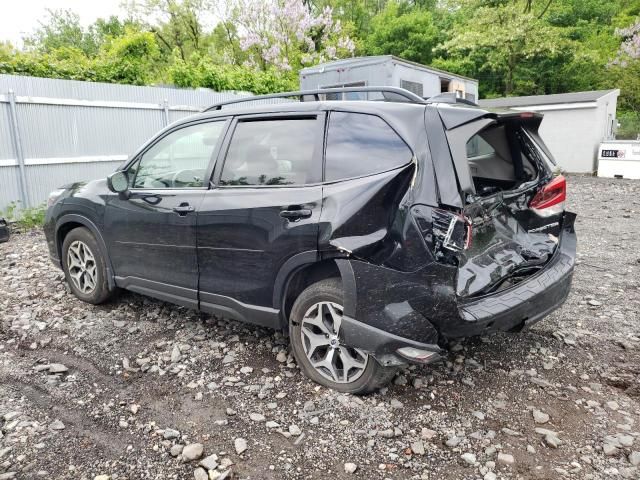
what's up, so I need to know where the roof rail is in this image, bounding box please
[425,92,479,107]
[203,86,426,111]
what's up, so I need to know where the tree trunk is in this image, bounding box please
[506,53,516,96]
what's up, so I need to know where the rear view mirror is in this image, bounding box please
[107,171,129,193]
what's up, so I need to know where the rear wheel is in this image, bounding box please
[289,278,396,394]
[61,227,113,304]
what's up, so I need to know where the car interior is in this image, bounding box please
[466,123,538,195]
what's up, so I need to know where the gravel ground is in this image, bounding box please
[1,175,639,480]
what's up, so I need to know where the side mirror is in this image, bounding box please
[107,171,129,193]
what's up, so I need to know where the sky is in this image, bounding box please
[1,0,126,46]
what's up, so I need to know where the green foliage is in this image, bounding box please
[0,29,160,86]
[1,0,639,113]
[617,110,640,139]
[364,1,439,64]
[95,30,160,85]
[125,0,210,61]
[1,201,47,231]
[611,59,640,112]
[168,53,297,93]
[309,0,392,36]
[438,1,573,95]
[24,9,98,56]
[0,44,96,81]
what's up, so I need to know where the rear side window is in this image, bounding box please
[220,118,319,186]
[325,112,413,182]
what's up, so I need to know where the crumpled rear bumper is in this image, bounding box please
[336,212,576,366]
[449,211,577,338]
[340,311,443,367]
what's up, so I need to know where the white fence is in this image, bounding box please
[0,74,252,211]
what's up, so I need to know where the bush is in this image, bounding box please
[1,201,47,231]
[168,54,297,94]
[617,110,640,140]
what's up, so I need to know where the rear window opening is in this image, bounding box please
[466,123,539,197]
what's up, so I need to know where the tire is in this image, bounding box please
[61,227,113,304]
[289,278,397,394]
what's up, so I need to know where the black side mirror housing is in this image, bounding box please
[107,171,129,194]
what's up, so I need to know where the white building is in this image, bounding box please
[480,90,620,173]
[300,55,479,103]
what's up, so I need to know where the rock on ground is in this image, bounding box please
[0,176,639,479]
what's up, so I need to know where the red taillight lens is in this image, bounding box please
[530,175,566,213]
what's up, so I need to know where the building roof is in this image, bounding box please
[479,89,619,109]
[300,55,478,83]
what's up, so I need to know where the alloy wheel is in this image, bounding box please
[300,301,369,383]
[66,240,97,294]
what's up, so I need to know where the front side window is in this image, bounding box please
[325,112,413,182]
[132,121,225,189]
[220,118,319,186]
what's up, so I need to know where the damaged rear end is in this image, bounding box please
[319,103,577,367]
[422,106,577,339]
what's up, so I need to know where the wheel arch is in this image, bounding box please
[275,254,357,328]
[55,214,115,290]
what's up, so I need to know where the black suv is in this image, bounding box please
[44,87,576,394]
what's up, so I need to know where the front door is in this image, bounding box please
[104,120,228,308]
[197,114,325,325]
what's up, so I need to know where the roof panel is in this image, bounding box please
[479,89,619,109]
[300,55,478,83]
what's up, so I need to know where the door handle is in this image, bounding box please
[280,208,312,220]
[173,203,195,216]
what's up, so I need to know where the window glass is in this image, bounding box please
[132,122,225,189]
[466,133,495,160]
[220,119,318,186]
[465,124,538,188]
[325,112,413,182]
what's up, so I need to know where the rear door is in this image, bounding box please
[443,112,567,297]
[197,113,324,324]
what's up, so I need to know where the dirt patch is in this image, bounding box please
[1,175,639,479]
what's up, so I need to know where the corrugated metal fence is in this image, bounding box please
[0,74,253,211]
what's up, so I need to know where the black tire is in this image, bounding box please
[289,278,397,394]
[61,227,113,304]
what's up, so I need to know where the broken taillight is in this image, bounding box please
[413,206,472,263]
[529,175,566,217]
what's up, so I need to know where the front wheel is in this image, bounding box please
[289,278,396,394]
[61,227,113,304]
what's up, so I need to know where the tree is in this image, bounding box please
[610,18,640,112]
[437,0,572,95]
[89,16,140,47]
[96,29,161,85]
[231,0,355,71]
[24,9,99,56]
[613,18,640,63]
[308,0,388,36]
[124,0,209,60]
[364,1,439,64]
[167,53,297,92]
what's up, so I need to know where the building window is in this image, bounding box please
[440,78,450,93]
